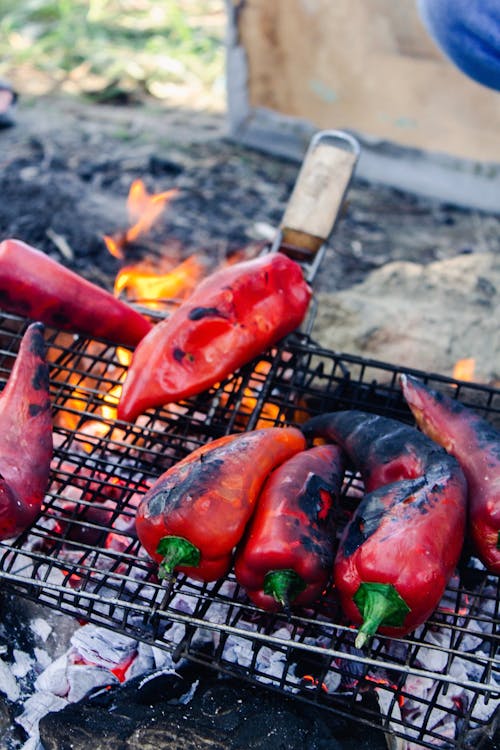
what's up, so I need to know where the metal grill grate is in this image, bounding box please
[0,311,498,750]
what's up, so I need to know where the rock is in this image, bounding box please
[312,252,499,384]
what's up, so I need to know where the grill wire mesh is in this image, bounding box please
[0,311,498,750]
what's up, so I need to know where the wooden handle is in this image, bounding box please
[281,131,359,255]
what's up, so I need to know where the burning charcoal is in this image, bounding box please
[70,624,138,674]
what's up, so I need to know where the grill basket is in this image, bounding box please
[0,311,498,750]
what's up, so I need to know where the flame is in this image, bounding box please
[114,255,204,308]
[452,358,475,382]
[103,180,178,260]
[219,360,285,430]
[52,337,131,442]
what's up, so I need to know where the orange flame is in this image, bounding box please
[452,358,475,382]
[114,255,204,308]
[52,337,131,443]
[219,360,285,430]
[103,180,178,260]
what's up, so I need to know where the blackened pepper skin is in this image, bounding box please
[401,374,500,574]
[118,253,312,422]
[136,427,306,582]
[234,444,345,611]
[0,322,53,540]
[302,411,467,647]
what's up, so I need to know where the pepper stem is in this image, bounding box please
[353,582,410,649]
[156,535,201,579]
[263,569,306,609]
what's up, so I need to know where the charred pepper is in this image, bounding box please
[302,411,467,647]
[117,252,312,422]
[234,443,344,611]
[0,238,152,347]
[136,427,307,582]
[0,322,53,539]
[401,374,500,575]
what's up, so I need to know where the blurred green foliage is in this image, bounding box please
[0,0,225,102]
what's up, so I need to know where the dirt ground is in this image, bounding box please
[1,92,499,296]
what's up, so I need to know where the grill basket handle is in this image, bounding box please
[277,130,360,282]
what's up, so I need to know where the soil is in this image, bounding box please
[1,93,499,296]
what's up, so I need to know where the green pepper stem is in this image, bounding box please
[353,582,411,649]
[263,569,306,609]
[156,535,201,579]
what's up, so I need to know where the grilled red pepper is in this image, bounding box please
[0,238,152,347]
[0,322,53,539]
[401,374,500,575]
[117,252,312,422]
[234,444,344,611]
[136,426,306,582]
[302,411,467,647]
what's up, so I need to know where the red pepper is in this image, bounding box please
[0,239,152,347]
[234,444,344,611]
[302,411,467,647]
[0,322,53,539]
[401,374,500,575]
[117,252,312,422]
[135,426,307,582]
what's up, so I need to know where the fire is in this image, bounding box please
[103,179,204,310]
[219,360,285,430]
[104,180,178,260]
[52,337,131,444]
[452,358,476,382]
[114,255,204,309]
[55,177,281,442]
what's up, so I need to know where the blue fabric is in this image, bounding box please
[417,0,500,91]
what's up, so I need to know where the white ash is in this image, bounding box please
[30,619,52,644]
[69,624,137,670]
[3,617,182,749]
[0,655,21,702]
[322,669,342,694]
[16,692,68,745]
[33,649,52,671]
[125,641,178,679]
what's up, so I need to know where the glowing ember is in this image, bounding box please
[51,338,130,437]
[365,675,405,707]
[302,674,328,693]
[219,360,285,429]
